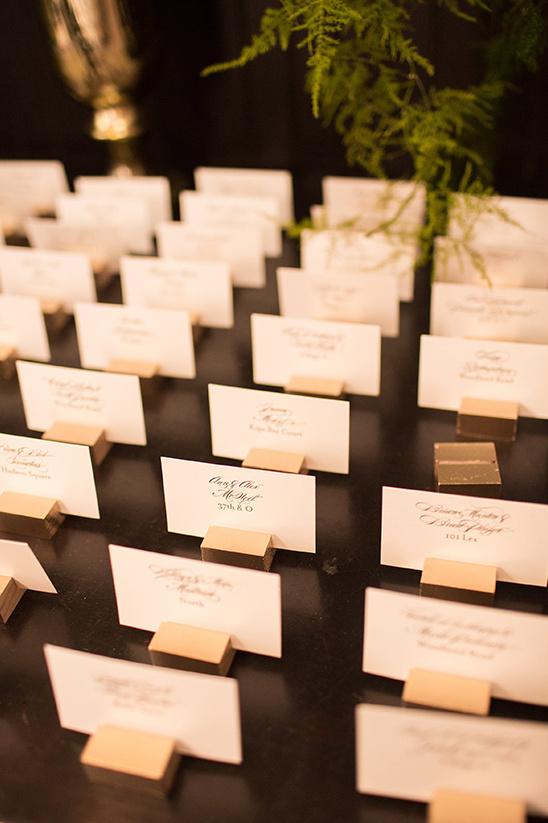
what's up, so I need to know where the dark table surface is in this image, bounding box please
[0,232,547,823]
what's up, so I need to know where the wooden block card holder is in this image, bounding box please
[457,397,519,442]
[200,524,276,572]
[39,298,70,335]
[428,788,526,823]
[0,490,65,539]
[148,621,236,677]
[285,374,345,399]
[0,345,16,379]
[42,421,111,466]
[420,557,497,607]
[242,447,306,475]
[81,724,181,795]
[105,358,160,394]
[402,668,492,716]
[0,574,26,622]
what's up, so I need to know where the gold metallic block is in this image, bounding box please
[420,557,497,606]
[457,396,518,442]
[0,575,26,622]
[0,345,16,379]
[42,422,112,466]
[201,525,276,571]
[39,298,70,335]
[434,441,501,498]
[149,621,235,676]
[429,789,526,823]
[242,447,306,474]
[81,724,181,795]
[403,668,491,715]
[0,491,65,539]
[285,374,345,398]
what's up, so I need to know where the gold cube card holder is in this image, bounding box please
[39,297,70,335]
[420,557,497,607]
[0,345,16,379]
[457,397,519,442]
[148,621,236,676]
[42,421,112,466]
[402,668,491,716]
[428,789,526,823]
[80,724,181,796]
[284,374,345,399]
[0,574,27,622]
[242,447,306,475]
[200,524,276,572]
[0,490,65,539]
[434,441,501,498]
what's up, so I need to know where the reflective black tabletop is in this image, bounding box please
[0,236,547,823]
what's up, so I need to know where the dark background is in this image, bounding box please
[0,0,546,216]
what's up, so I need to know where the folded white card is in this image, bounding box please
[430,282,548,344]
[161,457,316,553]
[56,192,153,255]
[417,334,548,417]
[180,190,282,257]
[156,220,265,288]
[300,228,416,301]
[208,383,350,474]
[75,175,172,226]
[16,360,146,446]
[276,266,399,337]
[74,302,195,379]
[362,587,548,705]
[355,703,548,815]
[120,254,233,328]
[448,193,548,246]
[251,313,381,396]
[433,235,548,289]
[0,538,56,593]
[24,217,125,273]
[0,432,99,518]
[44,644,242,764]
[109,543,282,656]
[0,246,96,310]
[0,160,68,230]
[0,294,50,361]
[322,176,425,232]
[194,166,294,224]
[381,486,548,585]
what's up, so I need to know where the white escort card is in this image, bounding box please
[355,703,548,815]
[322,176,425,232]
[251,313,381,396]
[55,191,154,255]
[362,587,548,706]
[0,537,57,593]
[74,302,196,379]
[75,175,172,226]
[276,266,400,337]
[109,543,282,657]
[16,361,146,446]
[161,457,316,554]
[180,190,282,258]
[0,432,99,518]
[0,246,96,311]
[448,193,548,246]
[44,644,242,764]
[300,228,416,302]
[24,217,125,274]
[430,281,548,345]
[417,334,548,417]
[0,160,68,231]
[208,383,350,474]
[156,220,265,288]
[0,294,50,362]
[194,166,294,224]
[120,254,234,328]
[381,486,548,586]
[433,235,548,289]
